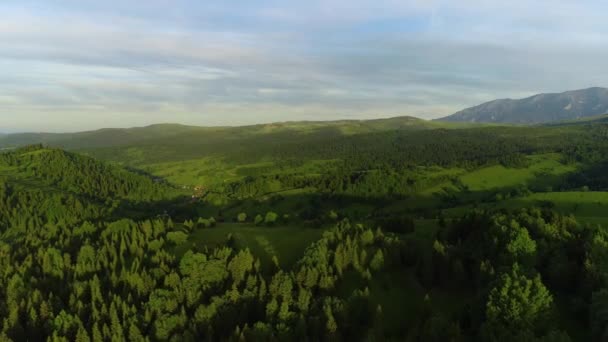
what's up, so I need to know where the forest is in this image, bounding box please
[2,118,608,341]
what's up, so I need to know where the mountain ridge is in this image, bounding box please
[0,116,436,149]
[439,87,608,124]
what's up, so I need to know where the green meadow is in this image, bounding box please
[173,223,324,269]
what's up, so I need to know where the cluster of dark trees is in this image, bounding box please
[268,126,575,172]
[216,168,457,202]
[564,161,608,191]
[407,208,608,340]
[0,181,106,229]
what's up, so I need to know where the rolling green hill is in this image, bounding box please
[0,124,204,149]
[0,145,186,229]
[79,122,590,194]
[0,145,180,200]
[0,116,437,149]
[3,116,608,341]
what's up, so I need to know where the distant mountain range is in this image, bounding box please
[5,86,608,150]
[439,87,608,124]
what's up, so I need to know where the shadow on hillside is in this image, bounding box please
[109,194,197,222]
[105,160,596,230]
[563,161,608,191]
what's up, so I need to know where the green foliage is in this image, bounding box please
[491,217,537,267]
[197,217,215,228]
[591,289,608,341]
[167,231,188,245]
[254,214,264,226]
[370,250,385,271]
[4,117,608,341]
[264,211,279,225]
[484,265,553,337]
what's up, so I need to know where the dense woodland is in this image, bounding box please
[2,119,608,341]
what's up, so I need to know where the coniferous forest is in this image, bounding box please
[1,118,608,341]
[7,0,608,340]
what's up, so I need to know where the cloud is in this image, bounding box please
[1,1,608,131]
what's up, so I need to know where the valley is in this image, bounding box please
[2,114,608,340]
[5,1,608,340]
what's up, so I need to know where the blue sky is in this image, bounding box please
[2,1,608,132]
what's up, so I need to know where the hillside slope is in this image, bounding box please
[0,145,178,200]
[0,145,186,228]
[440,87,608,124]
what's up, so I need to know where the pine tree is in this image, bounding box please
[75,326,91,342]
[91,323,103,342]
[370,249,385,271]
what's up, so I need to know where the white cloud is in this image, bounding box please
[1,1,608,131]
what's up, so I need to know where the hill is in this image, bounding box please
[0,145,179,200]
[0,116,442,150]
[0,145,185,228]
[0,124,204,150]
[439,87,608,124]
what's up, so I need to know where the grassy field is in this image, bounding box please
[174,223,324,269]
[415,154,579,215]
[142,158,239,187]
[509,191,608,226]
[442,191,608,227]
[143,158,339,188]
[460,153,576,191]
[422,153,576,196]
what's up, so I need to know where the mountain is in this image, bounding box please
[439,87,608,124]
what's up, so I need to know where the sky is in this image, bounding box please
[2,1,608,132]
